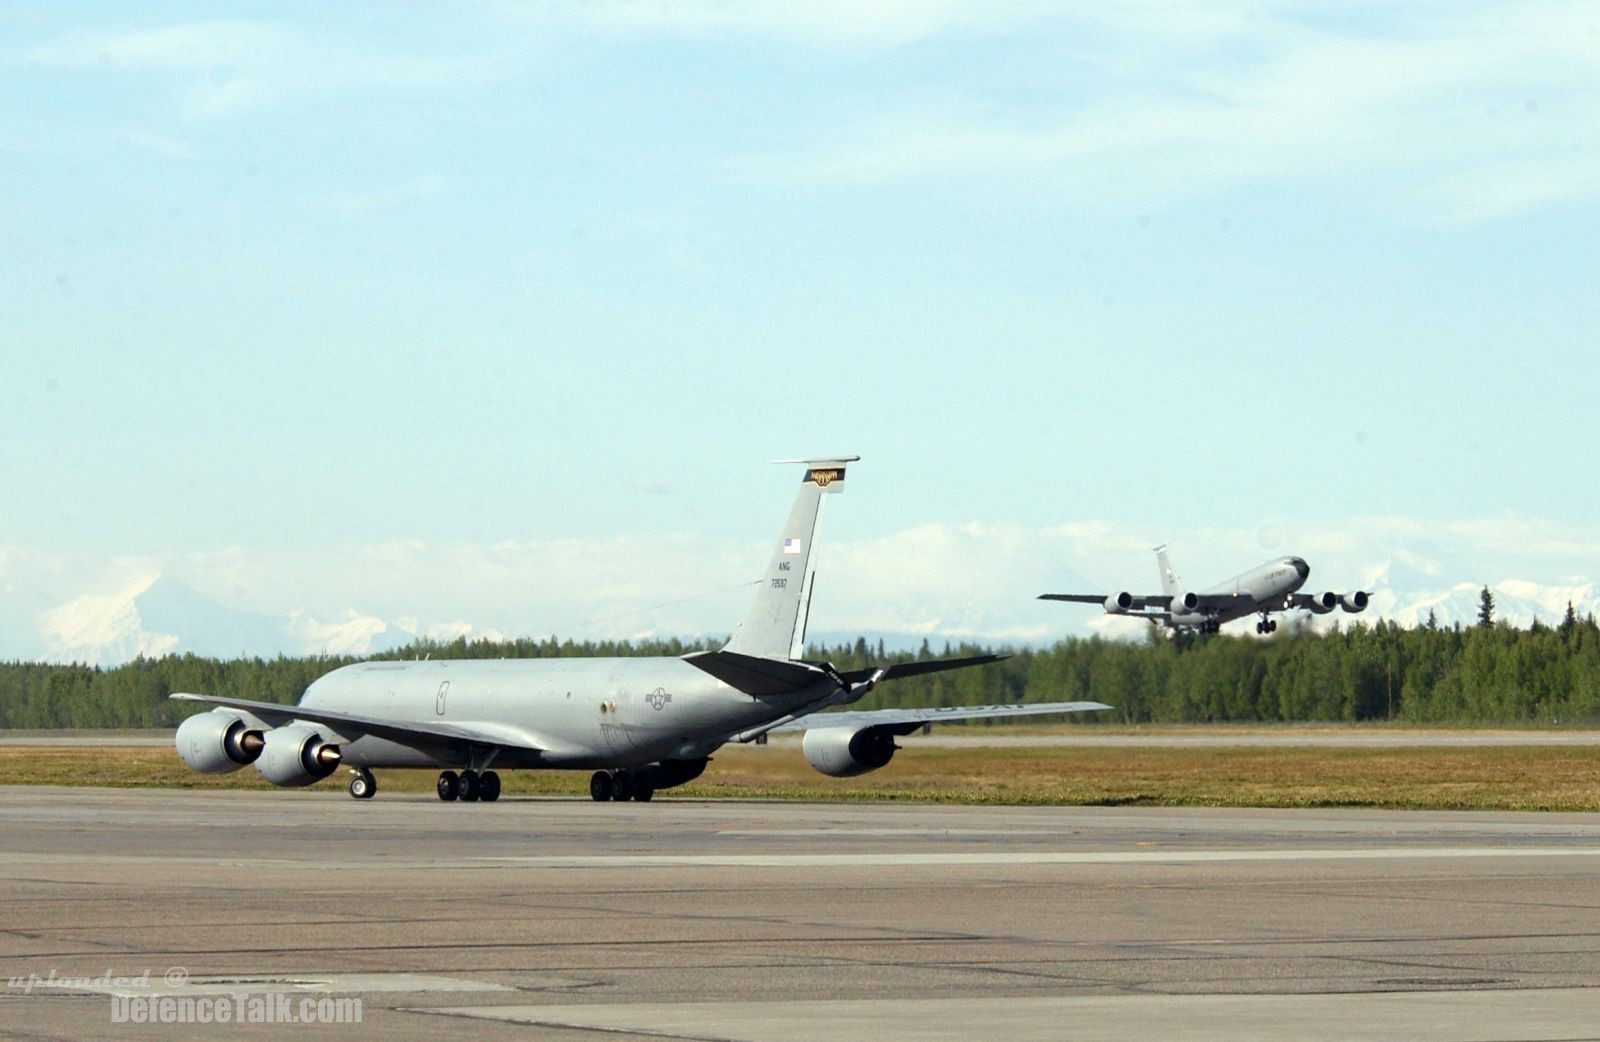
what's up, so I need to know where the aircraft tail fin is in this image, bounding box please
[724,456,857,660]
[1155,544,1187,603]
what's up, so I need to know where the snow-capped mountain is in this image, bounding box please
[36,576,415,665]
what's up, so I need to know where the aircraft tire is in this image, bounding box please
[612,771,635,802]
[348,770,376,800]
[589,771,613,802]
[633,780,654,803]
[459,769,481,802]
[437,770,460,802]
[480,770,501,802]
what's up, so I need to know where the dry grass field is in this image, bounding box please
[4,742,1599,811]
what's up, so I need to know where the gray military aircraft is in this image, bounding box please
[173,457,1109,803]
[1040,544,1369,635]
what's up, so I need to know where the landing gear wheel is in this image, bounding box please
[459,769,481,803]
[590,770,614,802]
[437,770,460,802]
[348,769,376,800]
[612,771,635,802]
[632,780,654,803]
[479,770,501,803]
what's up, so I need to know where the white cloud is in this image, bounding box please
[731,1,1600,222]
[28,21,495,118]
[516,0,1055,47]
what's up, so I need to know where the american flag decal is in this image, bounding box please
[782,537,802,555]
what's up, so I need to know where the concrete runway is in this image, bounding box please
[3,788,1600,1041]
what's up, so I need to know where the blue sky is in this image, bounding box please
[3,2,1599,658]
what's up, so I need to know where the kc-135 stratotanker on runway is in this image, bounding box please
[173,457,1109,802]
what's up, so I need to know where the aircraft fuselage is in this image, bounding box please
[299,657,829,771]
[1167,557,1308,628]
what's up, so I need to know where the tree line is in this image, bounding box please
[4,615,1600,729]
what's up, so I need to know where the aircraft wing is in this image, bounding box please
[768,701,1111,735]
[168,693,544,753]
[1038,593,1171,609]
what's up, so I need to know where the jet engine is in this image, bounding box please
[1172,591,1200,613]
[255,723,342,787]
[1306,592,1339,614]
[1341,591,1370,613]
[175,710,265,774]
[1104,592,1134,612]
[803,726,898,778]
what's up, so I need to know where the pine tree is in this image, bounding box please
[1562,601,1578,640]
[1477,586,1495,629]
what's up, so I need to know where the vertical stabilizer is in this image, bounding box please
[1154,544,1187,603]
[725,457,857,660]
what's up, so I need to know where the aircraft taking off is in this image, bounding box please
[1040,545,1370,635]
[174,457,1109,803]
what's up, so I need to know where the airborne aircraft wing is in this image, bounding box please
[168,693,544,753]
[1038,593,1171,609]
[768,701,1111,736]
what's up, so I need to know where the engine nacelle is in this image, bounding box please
[175,710,265,774]
[803,726,898,778]
[1104,591,1134,612]
[1307,591,1339,614]
[255,723,342,787]
[1172,591,1200,613]
[1340,591,1370,613]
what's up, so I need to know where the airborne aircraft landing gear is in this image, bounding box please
[1255,615,1279,635]
[348,768,376,800]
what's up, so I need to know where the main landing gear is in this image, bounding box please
[1255,615,1279,635]
[348,768,377,800]
[590,770,654,803]
[437,769,501,803]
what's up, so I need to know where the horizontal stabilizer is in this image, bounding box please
[833,653,1006,686]
[683,650,833,696]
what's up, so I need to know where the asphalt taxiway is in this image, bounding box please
[3,787,1599,1040]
